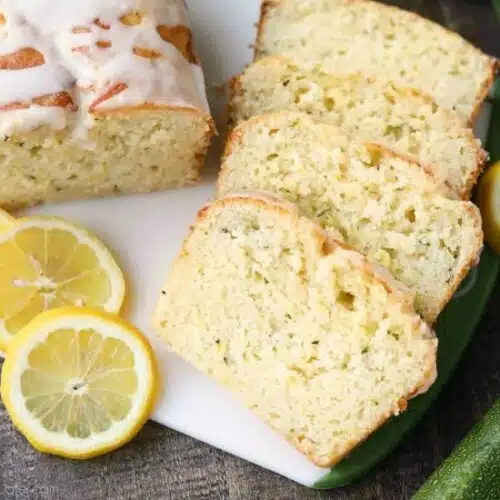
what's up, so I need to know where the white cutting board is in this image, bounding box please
[18,0,492,488]
[18,0,329,488]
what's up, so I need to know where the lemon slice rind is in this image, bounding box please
[0,216,126,350]
[0,307,157,459]
[477,161,500,255]
[0,208,15,232]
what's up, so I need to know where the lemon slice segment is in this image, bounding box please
[477,161,500,255]
[0,307,157,459]
[0,216,125,350]
[0,208,15,233]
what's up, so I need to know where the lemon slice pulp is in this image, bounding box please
[0,307,157,459]
[0,216,125,350]
[477,161,500,255]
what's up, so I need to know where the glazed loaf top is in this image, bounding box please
[0,0,209,138]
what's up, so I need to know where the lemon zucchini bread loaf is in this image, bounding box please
[256,0,497,123]
[229,57,487,199]
[218,113,483,323]
[0,0,215,210]
[154,193,437,467]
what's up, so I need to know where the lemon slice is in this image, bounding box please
[0,216,125,350]
[0,208,15,233]
[477,161,500,255]
[0,307,157,459]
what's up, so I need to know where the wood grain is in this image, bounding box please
[0,2,499,499]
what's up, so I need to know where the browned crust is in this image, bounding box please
[132,46,163,60]
[93,104,216,138]
[255,0,280,61]
[216,125,243,195]
[254,0,499,123]
[88,87,216,136]
[88,83,128,112]
[94,17,111,30]
[156,25,199,65]
[180,193,438,468]
[468,58,500,126]
[462,144,489,200]
[96,40,112,50]
[0,101,30,112]
[0,47,45,70]
[426,202,484,324]
[227,72,244,130]
[32,91,77,111]
[0,91,77,112]
[229,56,488,199]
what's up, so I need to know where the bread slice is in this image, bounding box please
[0,109,214,210]
[154,193,437,468]
[256,0,498,123]
[0,110,214,210]
[0,1,215,209]
[218,112,483,323]
[229,57,487,199]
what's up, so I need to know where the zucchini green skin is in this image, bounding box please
[494,0,500,23]
[413,400,500,500]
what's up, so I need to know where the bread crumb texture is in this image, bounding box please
[0,109,212,209]
[154,194,437,467]
[256,0,497,122]
[230,57,487,199]
[218,113,483,323]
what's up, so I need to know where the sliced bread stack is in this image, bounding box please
[229,57,487,199]
[218,112,483,324]
[256,0,497,123]
[154,0,490,467]
[154,193,437,467]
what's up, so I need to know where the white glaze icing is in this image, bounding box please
[0,0,209,138]
[0,106,67,137]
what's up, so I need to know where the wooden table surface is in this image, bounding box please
[1,1,499,499]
